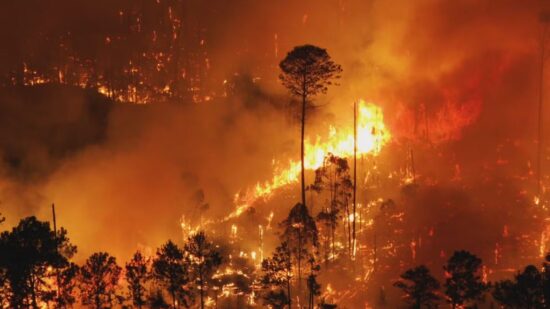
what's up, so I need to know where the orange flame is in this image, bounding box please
[227,100,391,219]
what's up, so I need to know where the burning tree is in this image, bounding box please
[393,265,440,309]
[443,250,488,308]
[279,44,342,209]
[311,154,353,261]
[125,251,151,309]
[280,203,319,285]
[184,231,222,309]
[152,240,192,308]
[367,199,403,273]
[260,242,293,309]
[306,256,321,309]
[78,252,123,309]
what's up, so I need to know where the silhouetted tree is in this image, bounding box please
[125,251,150,309]
[148,288,170,309]
[543,253,550,306]
[280,203,318,283]
[279,45,342,208]
[311,154,353,259]
[263,289,289,309]
[79,252,122,309]
[184,231,222,309]
[493,265,545,308]
[54,262,79,308]
[393,265,440,309]
[0,216,76,308]
[261,242,293,308]
[444,251,488,308]
[369,199,400,272]
[152,240,192,308]
[306,257,321,309]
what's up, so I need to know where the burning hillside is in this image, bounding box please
[1,0,550,308]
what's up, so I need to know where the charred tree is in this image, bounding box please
[125,251,150,309]
[444,250,488,309]
[79,252,122,309]
[261,242,293,309]
[152,240,192,308]
[280,203,318,286]
[184,231,222,309]
[393,265,440,309]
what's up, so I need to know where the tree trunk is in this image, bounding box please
[30,274,38,309]
[301,90,307,208]
[297,229,302,289]
[345,202,351,256]
[95,291,101,309]
[352,100,357,260]
[287,276,292,309]
[331,221,335,261]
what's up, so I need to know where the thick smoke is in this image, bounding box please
[0,0,549,279]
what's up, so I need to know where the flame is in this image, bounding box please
[228,100,390,219]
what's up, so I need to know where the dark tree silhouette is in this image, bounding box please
[54,262,79,308]
[444,251,488,308]
[306,257,321,309]
[493,264,545,308]
[261,242,293,309]
[152,240,192,308]
[79,252,122,309]
[148,288,170,309]
[125,251,150,309]
[368,199,400,272]
[184,231,222,309]
[543,253,550,306]
[280,203,318,284]
[393,265,440,309]
[0,216,76,308]
[311,154,353,260]
[279,44,342,208]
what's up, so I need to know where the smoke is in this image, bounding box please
[0,0,549,276]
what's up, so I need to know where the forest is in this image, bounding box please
[2,0,550,308]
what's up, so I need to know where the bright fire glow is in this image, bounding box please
[228,100,391,219]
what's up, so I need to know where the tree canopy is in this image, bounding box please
[279,45,342,99]
[394,265,440,309]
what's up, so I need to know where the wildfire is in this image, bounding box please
[228,100,391,219]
